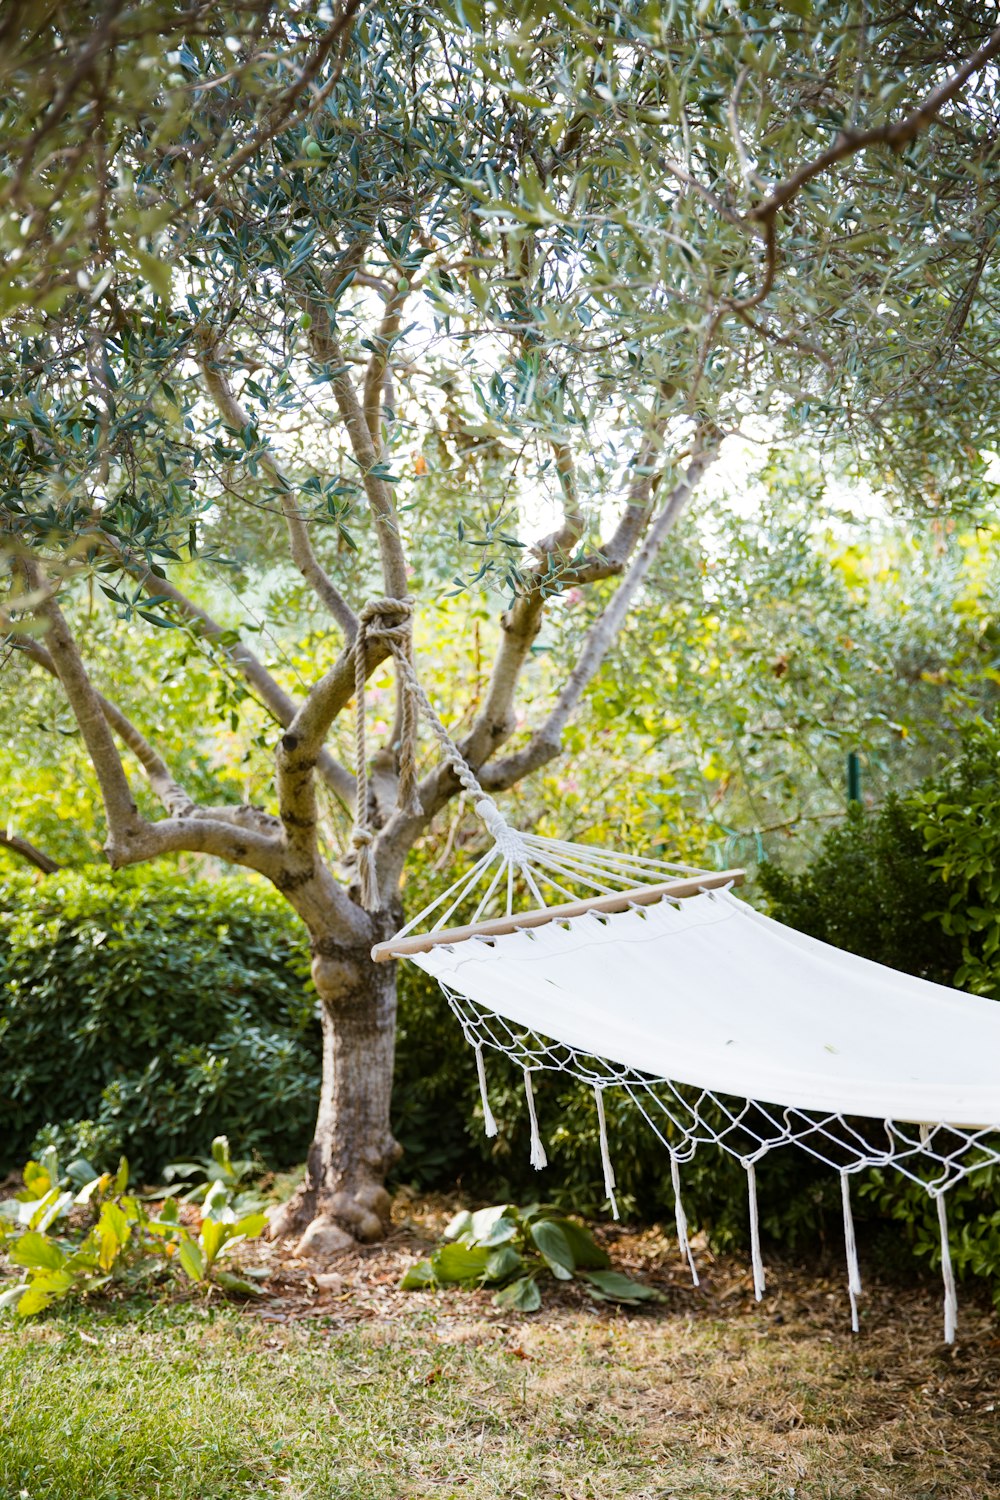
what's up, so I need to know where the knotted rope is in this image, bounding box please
[351,595,526,911]
[352,597,423,909]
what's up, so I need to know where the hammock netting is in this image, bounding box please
[357,613,1000,1343]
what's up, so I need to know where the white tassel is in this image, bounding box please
[670,1154,699,1286]
[935,1191,958,1345]
[523,1069,547,1170]
[840,1170,862,1334]
[475,1045,498,1138]
[593,1085,619,1220]
[746,1161,765,1302]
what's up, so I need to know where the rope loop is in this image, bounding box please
[352,595,421,909]
[350,595,523,909]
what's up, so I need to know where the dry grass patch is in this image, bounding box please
[0,1196,997,1498]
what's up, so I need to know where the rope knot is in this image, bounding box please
[351,596,422,910]
[476,796,527,863]
[359,595,415,644]
[349,595,521,914]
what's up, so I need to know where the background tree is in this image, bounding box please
[3,2,1000,1254]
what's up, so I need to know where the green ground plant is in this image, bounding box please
[400,1203,661,1313]
[0,1144,268,1317]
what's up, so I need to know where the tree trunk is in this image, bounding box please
[269,915,402,1259]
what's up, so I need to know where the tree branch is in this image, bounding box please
[200,349,358,639]
[124,565,356,807]
[371,418,705,890]
[362,283,410,453]
[531,441,586,559]
[0,829,60,874]
[748,26,1000,230]
[304,289,408,599]
[10,623,284,845]
[481,430,721,791]
[19,557,143,864]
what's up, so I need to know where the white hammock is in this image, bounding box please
[359,622,1000,1342]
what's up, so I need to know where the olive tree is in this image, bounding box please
[3,1,1000,1253]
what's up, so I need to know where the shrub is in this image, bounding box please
[0,866,319,1179]
[761,721,1000,1303]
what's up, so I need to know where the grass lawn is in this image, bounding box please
[1,1206,998,1499]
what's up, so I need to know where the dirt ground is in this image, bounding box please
[224,1193,1000,1499]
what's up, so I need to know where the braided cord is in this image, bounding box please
[351,596,518,909]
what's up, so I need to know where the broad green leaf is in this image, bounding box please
[431,1243,490,1285]
[66,1158,99,1188]
[16,1284,58,1317]
[202,1180,234,1222]
[231,1212,269,1241]
[199,1217,228,1266]
[478,1215,519,1249]
[178,1238,205,1282]
[583,1270,663,1304]
[549,1218,609,1270]
[400,1258,436,1290]
[442,1209,473,1242]
[19,1161,52,1201]
[493,1275,542,1312]
[96,1202,130,1272]
[10,1231,65,1271]
[210,1136,234,1173]
[484,1245,524,1283]
[530,1221,575,1279]
[213,1270,263,1297]
[467,1205,514,1244]
[31,1190,74,1235]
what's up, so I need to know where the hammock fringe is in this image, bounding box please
[841,1170,862,1335]
[361,626,995,1343]
[524,1069,547,1170]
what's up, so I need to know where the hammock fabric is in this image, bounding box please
[356,603,1000,1343]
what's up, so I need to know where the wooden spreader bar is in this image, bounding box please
[371,868,745,963]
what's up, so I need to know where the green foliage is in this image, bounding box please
[762,721,1000,1300]
[162,1134,267,1218]
[759,799,964,985]
[761,720,1000,995]
[861,1160,1000,1309]
[0,1148,268,1317]
[400,1203,660,1312]
[0,867,319,1178]
[910,723,1000,996]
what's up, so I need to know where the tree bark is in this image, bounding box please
[269,911,402,1258]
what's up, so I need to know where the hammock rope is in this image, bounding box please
[352,596,1000,1343]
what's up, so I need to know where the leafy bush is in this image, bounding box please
[762,721,1000,1302]
[759,797,964,984]
[401,1202,661,1312]
[0,866,319,1179]
[0,1144,268,1317]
